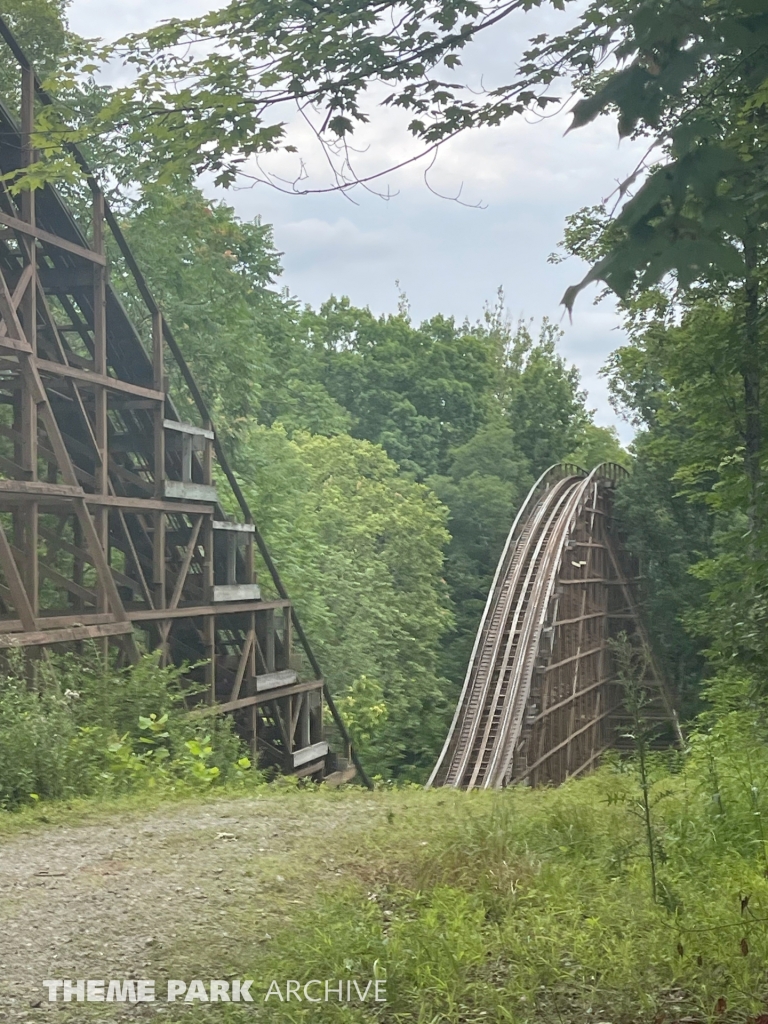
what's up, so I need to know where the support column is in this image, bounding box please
[19,66,38,616]
[92,191,108,616]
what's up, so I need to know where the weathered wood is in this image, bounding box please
[292,741,329,768]
[166,515,203,613]
[256,669,298,692]
[212,520,255,533]
[213,583,262,603]
[128,597,289,622]
[0,611,115,632]
[323,765,357,787]
[36,359,164,402]
[0,25,368,784]
[0,516,35,630]
[0,210,107,265]
[189,679,323,717]
[164,480,218,503]
[0,619,132,649]
[163,419,214,440]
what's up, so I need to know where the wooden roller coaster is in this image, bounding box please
[429,463,680,790]
[0,21,369,786]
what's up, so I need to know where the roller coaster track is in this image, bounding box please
[429,464,679,790]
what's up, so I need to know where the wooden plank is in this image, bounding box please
[528,677,611,725]
[212,520,255,533]
[229,627,255,703]
[0,480,83,499]
[0,611,115,633]
[323,765,357,787]
[0,210,107,265]
[0,517,35,630]
[117,509,154,608]
[213,583,261,603]
[0,619,132,649]
[293,758,326,779]
[163,419,214,440]
[36,359,164,402]
[86,494,214,515]
[164,480,218,503]
[256,669,297,692]
[292,741,329,768]
[128,597,291,622]
[544,644,605,672]
[0,335,31,354]
[167,515,203,612]
[517,706,614,780]
[188,678,323,717]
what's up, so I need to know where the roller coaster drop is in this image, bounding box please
[429,464,679,791]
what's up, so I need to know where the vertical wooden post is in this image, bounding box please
[203,422,212,486]
[151,310,166,657]
[92,192,108,629]
[20,66,37,615]
[152,310,165,498]
[153,512,166,661]
[245,529,254,585]
[265,608,275,673]
[205,614,216,705]
[250,703,258,766]
[73,513,84,613]
[249,610,256,680]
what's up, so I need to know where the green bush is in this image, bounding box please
[0,649,260,810]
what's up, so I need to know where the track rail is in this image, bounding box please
[429,463,675,790]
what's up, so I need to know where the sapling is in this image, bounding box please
[611,632,663,903]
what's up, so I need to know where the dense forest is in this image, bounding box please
[0,0,765,800]
[0,2,634,794]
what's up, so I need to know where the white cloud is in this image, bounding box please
[67,0,640,441]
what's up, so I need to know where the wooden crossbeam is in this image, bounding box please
[0,210,106,265]
[0,516,35,630]
[229,626,255,704]
[167,514,203,613]
[0,619,132,649]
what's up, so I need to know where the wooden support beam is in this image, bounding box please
[128,597,291,623]
[0,619,132,649]
[529,677,612,725]
[116,509,154,608]
[517,706,614,781]
[544,644,605,673]
[228,627,255,704]
[167,515,203,613]
[0,516,35,630]
[0,211,106,265]
[36,359,164,402]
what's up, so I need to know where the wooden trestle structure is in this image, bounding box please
[429,464,680,790]
[0,22,368,786]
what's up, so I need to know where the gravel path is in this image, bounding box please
[0,791,380,1022]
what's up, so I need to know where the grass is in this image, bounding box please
[8,706,768,1024]
[145,764,768,1024]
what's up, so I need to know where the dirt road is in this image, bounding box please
[0,790,383,1022]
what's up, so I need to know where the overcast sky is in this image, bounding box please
[68,0,644,441]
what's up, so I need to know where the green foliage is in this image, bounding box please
[231,424,452,779]
[304,296,504,480]
[331,675,388,763]
[240,729,768,1023]
[0,0,68,101]
[0,650,261,810]
[119,185,281,427]
[603,289,768,710]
